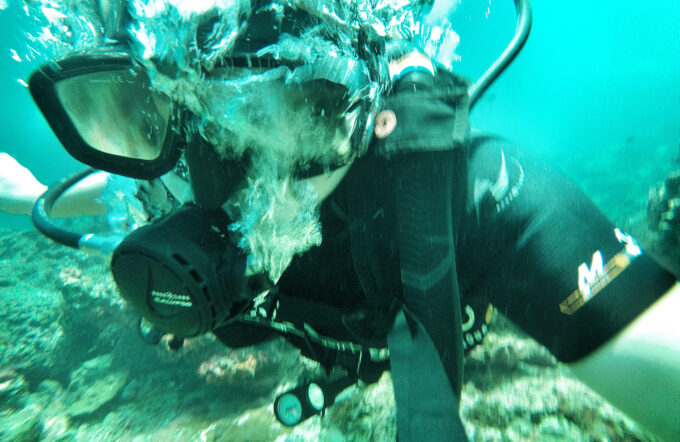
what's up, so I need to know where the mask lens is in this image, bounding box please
[55,69,171,161]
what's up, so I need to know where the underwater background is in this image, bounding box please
[1,0,679,440]
[2,0,679,229]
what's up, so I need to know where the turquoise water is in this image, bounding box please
[2,1,679,229]
[463,0,680,222]
[0,6,84,230]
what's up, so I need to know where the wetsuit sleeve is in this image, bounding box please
[457,136,676,362]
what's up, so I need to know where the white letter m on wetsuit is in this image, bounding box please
[578,251,605,301]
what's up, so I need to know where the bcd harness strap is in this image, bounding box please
[345,69,471,441]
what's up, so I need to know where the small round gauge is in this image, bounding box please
[307,383,324,411]
[275,392,303,427]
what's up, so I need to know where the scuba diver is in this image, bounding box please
[2,0,680,440]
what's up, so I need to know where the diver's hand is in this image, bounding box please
[0,152,47,215]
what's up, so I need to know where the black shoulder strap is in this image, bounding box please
[388,308,467,440]
[345,148,469,441]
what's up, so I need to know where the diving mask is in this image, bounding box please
[28,48,375,180]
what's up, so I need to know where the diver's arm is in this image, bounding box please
[567,283,680,441]
[0,152,107,217]
[50,172,108,217]
[0,152,50,215]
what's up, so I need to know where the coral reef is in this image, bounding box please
[461,316,655,441]
[198,349,278,385]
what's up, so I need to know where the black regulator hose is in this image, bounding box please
[32,168,122,254]
[468,0,532,108]
[32,168,94,249]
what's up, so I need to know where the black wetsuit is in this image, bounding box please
[214,70,676,440]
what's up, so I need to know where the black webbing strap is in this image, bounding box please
[393,150,465,398]
[346,148,468,440]
[391,150,467,441]
[388,308,467,441]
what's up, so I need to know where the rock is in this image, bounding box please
[0,403,43,442]
[0,285,64,378]
[460,322,657,441]
[0,368,29,409]
[65,354,129,417]
[27,379,68,419]
[22,379,73,440]
[197,347,283,393]
[326,373,396,441]
[40,414,72,441]
[36,379,65,400]
[200,405,286,442]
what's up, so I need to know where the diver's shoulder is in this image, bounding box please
[466,130,520,152]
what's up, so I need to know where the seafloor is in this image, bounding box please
[1,141,677,441]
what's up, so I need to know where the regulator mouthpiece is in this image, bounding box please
[111,205,271,337]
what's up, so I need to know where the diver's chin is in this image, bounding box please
[221,161,352,222]
[301,162,353,202]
